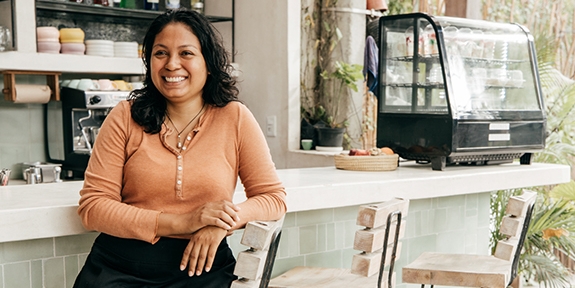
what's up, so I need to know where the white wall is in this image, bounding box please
[234,0,370,169]
[234,0,334,168]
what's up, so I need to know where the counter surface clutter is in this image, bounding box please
[0,161,570,243]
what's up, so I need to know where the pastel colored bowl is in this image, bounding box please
[59,28,85,43]
[61,42,86,55]
[85,39,114,46]
[37,26,60,42]
[114,41,138,49]
[86,48,114,57]
[37,41,61,53]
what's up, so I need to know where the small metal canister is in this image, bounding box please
[25,167,42,184]
[22,162,62,183]
[0,169,10,186]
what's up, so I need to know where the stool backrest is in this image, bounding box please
[351,198,409,288]
[231,216,285,288]
[493,190,537,287]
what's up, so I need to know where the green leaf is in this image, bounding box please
[335,27,342,41]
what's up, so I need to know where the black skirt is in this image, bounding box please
[73,233,237,288]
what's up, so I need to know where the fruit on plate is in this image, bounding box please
[380,147,394,155]
[348,147,395,156]
[349,149,370,156]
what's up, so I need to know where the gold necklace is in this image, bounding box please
[166,103,205,149]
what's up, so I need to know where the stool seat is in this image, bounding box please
[402,252,512,287]
[269,266,379,288]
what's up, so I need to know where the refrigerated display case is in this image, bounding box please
[376,13,546,170]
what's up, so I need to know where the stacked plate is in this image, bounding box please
[114,41,139,58]
[36,26,61,54]
[59,28,85,55]
[85,40,114,57]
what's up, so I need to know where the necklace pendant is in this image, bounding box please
[177,142,182,148]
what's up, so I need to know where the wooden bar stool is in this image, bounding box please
[231,217,285,288]
[268,198,410,288]
[402,190,537,287]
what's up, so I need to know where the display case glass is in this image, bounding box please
[376,13,545,170]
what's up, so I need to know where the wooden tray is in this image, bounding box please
[334,154,399,171]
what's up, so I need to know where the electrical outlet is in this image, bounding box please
[266,116,277,137]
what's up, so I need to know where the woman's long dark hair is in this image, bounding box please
[129,8,239,134]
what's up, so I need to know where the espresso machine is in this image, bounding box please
[45,87,129,178]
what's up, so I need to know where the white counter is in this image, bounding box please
[0,162,570,243]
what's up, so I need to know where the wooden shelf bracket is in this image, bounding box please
[2,70,61,102]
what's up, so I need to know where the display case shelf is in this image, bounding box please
[388,55,526,66]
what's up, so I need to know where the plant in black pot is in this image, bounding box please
[315,61,363,150]
[300,0,363,151]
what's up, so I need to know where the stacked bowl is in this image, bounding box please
[36,26,61,54]
[114,41,139,58]
[85,40,114,57]
[59,28,86,55]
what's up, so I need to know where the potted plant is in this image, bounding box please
[301,0,364,151]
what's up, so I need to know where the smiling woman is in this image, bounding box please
[73,8,287,288]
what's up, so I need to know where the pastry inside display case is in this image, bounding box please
[376,13,545,170]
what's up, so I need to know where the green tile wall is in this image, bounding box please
[0,76,49,178]
[0,233,98,288]
[0,193,490,287]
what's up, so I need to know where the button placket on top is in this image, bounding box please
[174,133,196,198]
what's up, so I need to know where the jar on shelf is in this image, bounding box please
[119,0,136,9]
[404,26,423,57]
[94,0,110,6]
[144,0,159,10]
[191,0,204,14]
[166,0,180,9]
[423,24,438,55]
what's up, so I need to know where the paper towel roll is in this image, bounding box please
[12,84,51,104]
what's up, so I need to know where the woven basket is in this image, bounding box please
[334,154,399,171]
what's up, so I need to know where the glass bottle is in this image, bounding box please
[143,0,159,10]
[166,0,181,9]
[191,0,204,14]
[120,0,136,9]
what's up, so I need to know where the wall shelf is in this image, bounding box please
[0,51,144,74]
[36,0,162,20]
[35,0,233,23]
[0,0,235,74]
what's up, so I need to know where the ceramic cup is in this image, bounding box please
[130,81,144,90]
[301,139,313,150]
[61,79,72,87]
[77,78,99,91]
[113,80,132,91]
[67,79,81,89]
[98,79,118,91]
